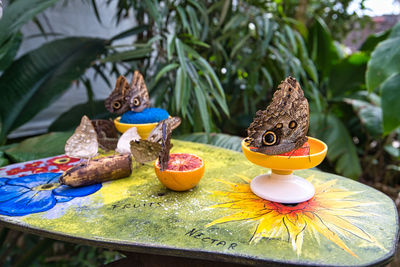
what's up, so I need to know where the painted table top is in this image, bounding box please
[0,140,398,266]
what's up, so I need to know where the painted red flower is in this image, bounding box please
[6,167,25,176]
[46,156,80,166]
[32,167,49,174]
[24,161,43,168]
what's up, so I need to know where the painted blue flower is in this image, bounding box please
[0,173,101,216]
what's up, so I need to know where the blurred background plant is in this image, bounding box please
[0,0,399,266]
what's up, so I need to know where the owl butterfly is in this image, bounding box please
[158,122,172,171]
[105,71,150,115]
[247,76,309,155]
[129,117,180,164]
[65,115,98,159]
[91,119,118,151]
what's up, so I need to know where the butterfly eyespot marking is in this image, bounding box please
[275,123,283,129]
[262,131,277,146]
[112,101,122,109]
[289,120,297,129]
[133,98,141,107]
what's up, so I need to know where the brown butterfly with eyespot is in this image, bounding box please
[91,119,119,151]
[129,117,181,164]
[105,71,150,115]
[129,117,181,163]
[246,76,309,155]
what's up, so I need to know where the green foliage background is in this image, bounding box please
[0,0,399,265]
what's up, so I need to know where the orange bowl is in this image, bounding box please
[114,117,158,139]
[154,153,205,191]
[241,137,327,172]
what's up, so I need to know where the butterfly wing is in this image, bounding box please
[105,76,132,115]
[130,140,161,164]
[91,119,118,151]
[159,122,173,171]
[116,127,141,154]
[147,116,181,143]
[65,116,98,158]
[129,71,151,112]
[247,76,309,155]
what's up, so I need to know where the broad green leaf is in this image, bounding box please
[0,37,107,143]
[303,58,318,84]
[0,151,10,167]
[176,6,192,35]
[187,0,209,40]
[0,32,22,71]
[196,58,229,116]
[308,16,340,78]
[222,14,247,33]
[0,0,58,46]
[4,132,72,162]
[49,100,113,132]
[194,86,210,132]
[380,73,400,134]
[154,63,179,83]
[167,33,176,61]
[344,98,383,137]
[181,75,191,118]
[366,35,400,91]
[143,0,161,28]
[389,21,400,38]
[310,113,361,179]
[100,47,152,63]
[328,52,369,97]
[360,30,390,53]
[284,25,297,54]
[177,132,243,152]
[230,33,251,58]
[110,25,149,42]
[175,38,187,72]
[218,0,230,26]
[186,6,200,39]
[384,145,399,159]
[174,67,185,112]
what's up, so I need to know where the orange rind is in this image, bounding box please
[154,153,205,191]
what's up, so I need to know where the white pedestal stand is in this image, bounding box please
[250,171,315,204]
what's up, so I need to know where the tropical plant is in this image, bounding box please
[1,0,398,182]
[307,18,400,181]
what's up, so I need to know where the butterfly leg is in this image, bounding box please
[287,136,308,159]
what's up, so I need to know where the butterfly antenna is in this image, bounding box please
[287,148,297,159]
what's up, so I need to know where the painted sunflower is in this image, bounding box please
[206,175,383,257]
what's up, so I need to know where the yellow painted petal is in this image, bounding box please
[317,211,383,249]
[206,211,265,227]
[304,214,358,258]
[236,174,252,183]
[314,179,338,194]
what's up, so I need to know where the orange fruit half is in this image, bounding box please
[154,153,205,191]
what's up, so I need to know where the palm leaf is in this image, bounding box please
[0,0,59,46]
[48,100,113,132]
[0,37,107,143]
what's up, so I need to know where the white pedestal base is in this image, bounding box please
[250,172,315,204]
